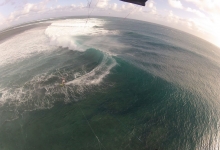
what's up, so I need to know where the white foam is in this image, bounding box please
[66,53,116,87]
[0,73,55,112]
[0,50,117,106]
[0,88,7,106]
[0,18,120,67]
[44,18,119,51]
[0,27,55,66]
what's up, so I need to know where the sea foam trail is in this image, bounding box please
[66,53,116,86]
[0,51,116,122]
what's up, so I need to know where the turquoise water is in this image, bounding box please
[0,17,220,150]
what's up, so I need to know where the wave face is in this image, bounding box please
[0,17,220,150]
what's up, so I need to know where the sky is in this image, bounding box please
[0,0,219,47]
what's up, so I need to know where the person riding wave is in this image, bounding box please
[61,77,66,86]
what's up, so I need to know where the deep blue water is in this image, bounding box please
[0,17,220,150]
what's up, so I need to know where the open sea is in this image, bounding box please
[0,17,220,150]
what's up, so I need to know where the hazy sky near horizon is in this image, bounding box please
[0,0,219,47]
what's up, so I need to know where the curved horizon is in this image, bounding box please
[0,0,220,48]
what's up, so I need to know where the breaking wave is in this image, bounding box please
[44,18,119,51]
[0,18,118,123]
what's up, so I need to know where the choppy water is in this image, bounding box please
[0,17,220,150]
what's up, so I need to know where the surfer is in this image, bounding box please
[61,77,66,86]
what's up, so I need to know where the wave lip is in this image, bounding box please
[66,49,117,87]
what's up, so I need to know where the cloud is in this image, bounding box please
[147,1,157,14]
[147,1,154,8]
[186,7,205,18]
[184,0,220,19]
[0,13,5,25]
[111,3,117,10]
[168,0,183,9]
[185,0,220,12]
[8,4,41,21]
[168,10,178,21]
[0,0,88,29]
[0,0,12,6]
[6,0,54,22]
[89,0,109,8]
[184,0,220,46]
[97,0,109,8]
[0,13,9,29]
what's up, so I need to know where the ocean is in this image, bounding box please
[0,17,220,150]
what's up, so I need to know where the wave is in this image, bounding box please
[66,49,116,86]
[0,18,121,120]
[0,48,116,124]
[44,18,119,51]
[0,18,119,67]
